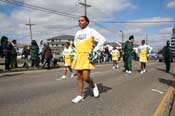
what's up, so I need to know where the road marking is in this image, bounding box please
[91,72,101,75]
[152,89,164,94]
[153,87,175,116]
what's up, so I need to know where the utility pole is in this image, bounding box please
[79,0,91,16]
[120,30,124,48]
[146,34,148,44]
[25,18,35,41]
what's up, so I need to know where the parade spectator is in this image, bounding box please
[104,47,110,62]
[0,40,3,58]
[30,40,39,68]
[22,45,30,68]
[39,40,45,64]
[1,36,13,70]
[11,39,18,68]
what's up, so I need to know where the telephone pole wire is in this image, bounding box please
[79,0,91,16]
[25,18,35,41]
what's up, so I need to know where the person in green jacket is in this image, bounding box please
[122,35,135,74]
[162,40,171,73]
[30,40,39,68]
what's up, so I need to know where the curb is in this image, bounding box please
[153,86,175,116]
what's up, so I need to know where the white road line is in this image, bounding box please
[91,72,101,75]
[152,89,164,94]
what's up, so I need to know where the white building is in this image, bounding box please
[47,35,74,55]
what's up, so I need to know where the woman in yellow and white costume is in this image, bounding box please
[138,40,152,74]
[60,42,75,79]
[71,16,105,103]
[111,47,120,69]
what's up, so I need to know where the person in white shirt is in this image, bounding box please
[71,16,106,103]
[138,40,152,74]
[111,47,120,69]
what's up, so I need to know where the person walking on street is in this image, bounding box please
[162,40,172,73]
[71,16,106,103]
[122,35,135,74]
[41,42,52,70]
[59,42,75,79]
[30,40,39,68]
[111,47,120,69]
[138,40,152,74]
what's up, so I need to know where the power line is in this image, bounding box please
[97,20,175,24]
[0,0,79,18]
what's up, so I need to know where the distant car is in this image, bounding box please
[158,53,164,62]
[55,53,64,62]
[147,53,158,60]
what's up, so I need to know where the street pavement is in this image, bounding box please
[0,61,175,116]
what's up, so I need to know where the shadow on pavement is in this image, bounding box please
[83,83,112,99]
[155,67,175,78]
[155,67,166,72]
[158,78,175,88]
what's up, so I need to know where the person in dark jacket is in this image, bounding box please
[122,35,135,74]
[41,42,52,69]
[162,40,172,73]
[22,45,30,68]
[0,42,3,58]
[1,36,13,70]
[30,40,39,68]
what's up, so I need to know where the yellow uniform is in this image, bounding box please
[138,44,152,62]
[111,49,119,61]
[63,47,72,66]
[71,27,105,70]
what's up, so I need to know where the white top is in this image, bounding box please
[63,47,72,55]
[138,44,152,54]
[74,26,106,51]
[111,49,120,56]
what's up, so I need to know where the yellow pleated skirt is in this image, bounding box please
[71,52,95,70]
[139,54,147,62]
[64,58,71,66]
[112,54,118,61]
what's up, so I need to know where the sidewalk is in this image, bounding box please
[0,62,64,74]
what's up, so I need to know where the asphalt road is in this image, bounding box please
[0,61,175,116]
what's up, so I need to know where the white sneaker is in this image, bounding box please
[71,73,74,78]
[92,84,99,98]
[128,71,132,74]
[112,66,115,69]
[140,71,144,74]
[143,69,146,72]
[61,75,66,79]
[116,65,119,69]
[126,70,129,73]
[72,95,84,103]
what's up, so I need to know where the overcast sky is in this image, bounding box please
[0,0,175,50]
